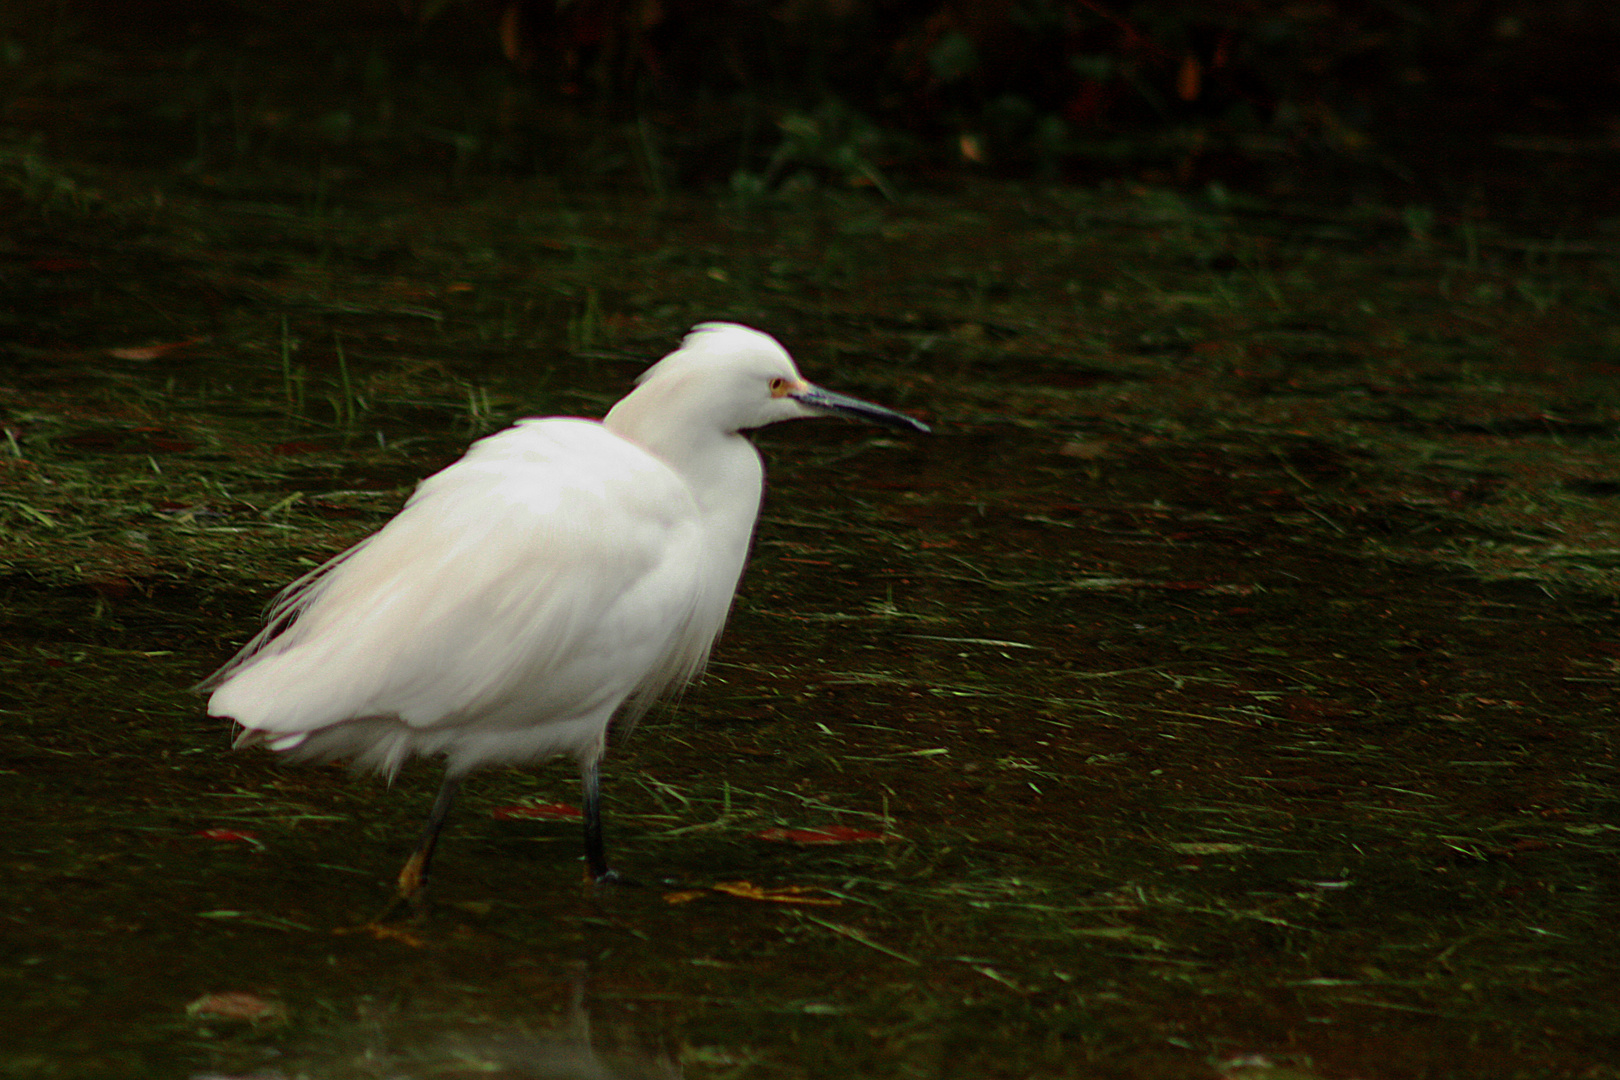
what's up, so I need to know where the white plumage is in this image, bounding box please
[202,323,927,903]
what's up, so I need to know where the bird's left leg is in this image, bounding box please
[389,773,463,911]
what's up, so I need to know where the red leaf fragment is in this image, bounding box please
[107,339,196,361]
[185,991,286,1023]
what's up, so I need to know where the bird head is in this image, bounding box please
[612,323,929,437]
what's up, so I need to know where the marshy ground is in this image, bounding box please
[2,6,1618,1078]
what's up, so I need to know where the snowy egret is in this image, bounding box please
[202,323,927,905]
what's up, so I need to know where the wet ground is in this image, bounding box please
[3,8,1620,1079]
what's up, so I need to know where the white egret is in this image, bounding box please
[202,323,928,906]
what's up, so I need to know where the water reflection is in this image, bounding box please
[192,972,682,1080]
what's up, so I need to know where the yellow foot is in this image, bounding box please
[330,851,432,941]
[395,849,428,900]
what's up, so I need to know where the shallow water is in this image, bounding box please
[3,8,1619,1079]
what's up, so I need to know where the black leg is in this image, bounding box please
[581,760,622,884]
[394,773,463,903]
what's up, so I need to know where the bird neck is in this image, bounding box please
[603,401,765,531]
[605,405,765,607]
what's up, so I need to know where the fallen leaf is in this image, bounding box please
[750,825,891,845]
[107,339,196,361]
[1166,841,1247,855]
[709,881,842,906]
[332,923,424,947]
[662,890,707,905]
[492,803,582,820]
[271,440,333,455]
[185,991,286,1024]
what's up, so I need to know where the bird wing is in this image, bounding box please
[206,418,713,743]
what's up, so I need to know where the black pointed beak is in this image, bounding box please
[792,384,931,433]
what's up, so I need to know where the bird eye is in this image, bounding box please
[769,377,792,398]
